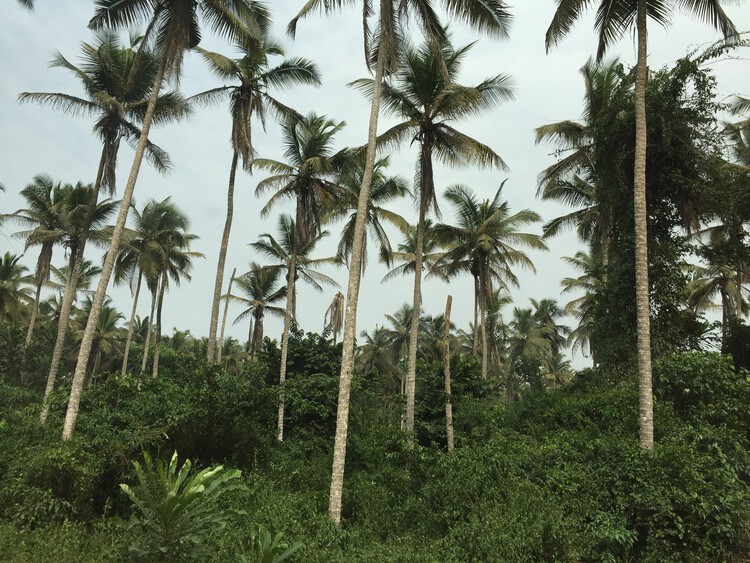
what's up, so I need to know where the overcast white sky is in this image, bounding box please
[1,2,749,368]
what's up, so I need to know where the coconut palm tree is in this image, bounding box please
[329,154,410,274]
[0,253,32,324]
[14,181,119,424]
[545,0,738,450]
[250,214,338,442]
[193,34,321,363]
[64,0,268,441]
[324,291,345,345]
[19,30,189,432]
[561,251,605,364]
[9,175,65,344]
[534,58,632,265]
[73,296,124,382]
[356,38,512,436]
[433,183,546,378]
[230,262,285,361]
[255,112,349,243]
[292,0,513,524]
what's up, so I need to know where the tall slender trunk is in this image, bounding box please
[151,267,168,379]
[405,141,432,437]
[472,275,479,355]
[277,256,297,442]
[121,269,143,376]
[328,37,387,525]
[217,267,236,364]
[141,288,157,373]
[26,278,44,345]
[443,295,454,452]
[634,0,653,450]
[208,151,239,363]
[63,51,168,440]
[480,273,488,379]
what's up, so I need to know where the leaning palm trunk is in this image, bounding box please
[121,269,143,376]
[40,146,107,424]
[277,256,297,442]
[634,0,653,450]
[141,289,157,373]
[63,54,168,440]
[151,268,168,379]
[443,295,454,452]
[208,151,239,363]
[217,267,236,363]
[26,278,44,345]
[328,40,387,525]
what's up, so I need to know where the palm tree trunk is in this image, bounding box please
[26,279,44,345]
[121,269,143,376]
[208,151,239,363]
[40,144,108,424]
[406,141,432,437]
[217,267,236,364]
[141,288,157,373]
[480,273,488,379]
[472,275,480,355]
[39,249,78,424]
[634,0,653,450]
[277,256,297,442]
[63,52,168,440]
[328,35,387,525]
[443,295,454,452]
[151,269,167,379]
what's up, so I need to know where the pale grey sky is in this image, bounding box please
[1,2,749,368]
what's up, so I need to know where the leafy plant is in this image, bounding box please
[120,451,244,561]
[238,526,302,563]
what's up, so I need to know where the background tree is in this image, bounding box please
[193,31,320,363]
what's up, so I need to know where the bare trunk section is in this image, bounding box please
[405,140,432,437]
[328,40,387,525]
[121,270,143,376]
[472,275,479,355]
[207,151,239,363]
[26,279,44,345]
[151,267,168,379]
[634,0,654,450]
[141,289,157,373]
[217,267,237,364]
[62,52,168,441]
[480,272,488,379]
[443,295,454,452]
[277,255,297,442]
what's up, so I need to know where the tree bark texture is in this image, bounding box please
[217,267,236,363]
[277,256,297,442]
[121,270,143,376]
[443,295,454,452]
[634,0,654,450]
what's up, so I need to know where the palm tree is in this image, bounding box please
[73,296,124,382]
[9,175,65,344]
[0,253,32,324]
[230,262,285,361]
[381,220,445,283]
[15,181,119,424]
[290,0,512,524]
[329,154,410,274]
[324,291,345,345]
[19,30,188,432]
[217,268,237,364]
[255,112,349,243]
[193,33,321,363]
[64,0,268,441]
[545,0,738,450]
[369,38,512,436]
[561,251,605,364]
[534,58,632,266]
[115,198,185,376]
[250,214,338,442]
[433,183,546,378]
